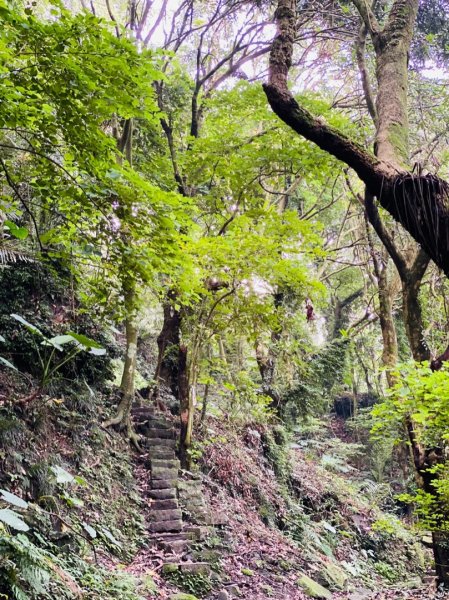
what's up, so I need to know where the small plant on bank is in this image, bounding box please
[1,314,105,401]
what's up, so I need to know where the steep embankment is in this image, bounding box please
[0,382,440,599]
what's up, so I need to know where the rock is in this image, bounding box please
[319,562,347,590]
[168,594,199,600]
[349,589,372,600]
[194,548,221,562]
[179,562,211,576]
[297,574,332,599]
[162,563,179,574]
[183,525,211,541]
[226,585,240,597]
[216,592,229,600]
[140,573,158,593]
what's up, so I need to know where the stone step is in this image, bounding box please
[149,508,182,522]
[149,519,183,533]
[148,488,177,500]
[152,466,179,480]
[183,525,213,541]
[131,407,156,418]
[146,428,176,439]
[150,499,179,510]
[151,478,178,490]
[147,437,176,448]
[151,458,180,469]
[149,447,176,459]
[137,418,174,430]
[142,438,176,450]
[152,531,193,542]
[160,538,191,553]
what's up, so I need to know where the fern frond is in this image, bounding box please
[0,245,35,264]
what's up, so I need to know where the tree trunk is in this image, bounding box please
[401,255,430,362]
[103,275,140,445]
[154,300,182,398]
[372,1,418,169]
[178,345,191,470]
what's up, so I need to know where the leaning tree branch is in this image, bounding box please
[263,0,449,277]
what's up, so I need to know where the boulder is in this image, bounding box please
[297,574,332,599]
[319,562,347,590]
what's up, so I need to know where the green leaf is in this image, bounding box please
[99,526,122,547]
[65,332,106,355]
[62,495,84,508]
[4,220,28,240]
[0,508,29,531]
[11,314,43,337]
[82,522,97,538]
[0,357,17,371]
[50,466,74,485]
[48,335,76,346]
[0,334,5,342]
[0,489,28,509]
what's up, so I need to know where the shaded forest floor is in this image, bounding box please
[0,368,446,599]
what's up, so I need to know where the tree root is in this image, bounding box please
[102,406,141,451]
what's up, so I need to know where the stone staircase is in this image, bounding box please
[132,406,216,570]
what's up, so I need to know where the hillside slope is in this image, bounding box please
[0,380,438,599]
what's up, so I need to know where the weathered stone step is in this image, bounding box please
[150,499,179,510]
[151,458,180,469]
[148,488,177,500]
[152,531,192,542]
[131,407,156,418]
[147,437,176,448]
[146,428,176,439]
[152,466,179,480]
[149,519,183,533]
[138,417,174,429]
[160,538,191,553]
[149,447,176,459]
[183,525,213,541]
[151,478,178,490]
[149,508,182,522]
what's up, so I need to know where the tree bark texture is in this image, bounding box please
[178,345,191,470]
[154,300,182,398]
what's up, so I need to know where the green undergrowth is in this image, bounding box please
[198,415,428,594]
[0,393,148,600]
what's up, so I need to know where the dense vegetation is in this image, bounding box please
[1,0,449,598]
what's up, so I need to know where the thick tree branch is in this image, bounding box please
[264,0,449,277]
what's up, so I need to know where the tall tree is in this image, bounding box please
[263,0,449,583]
